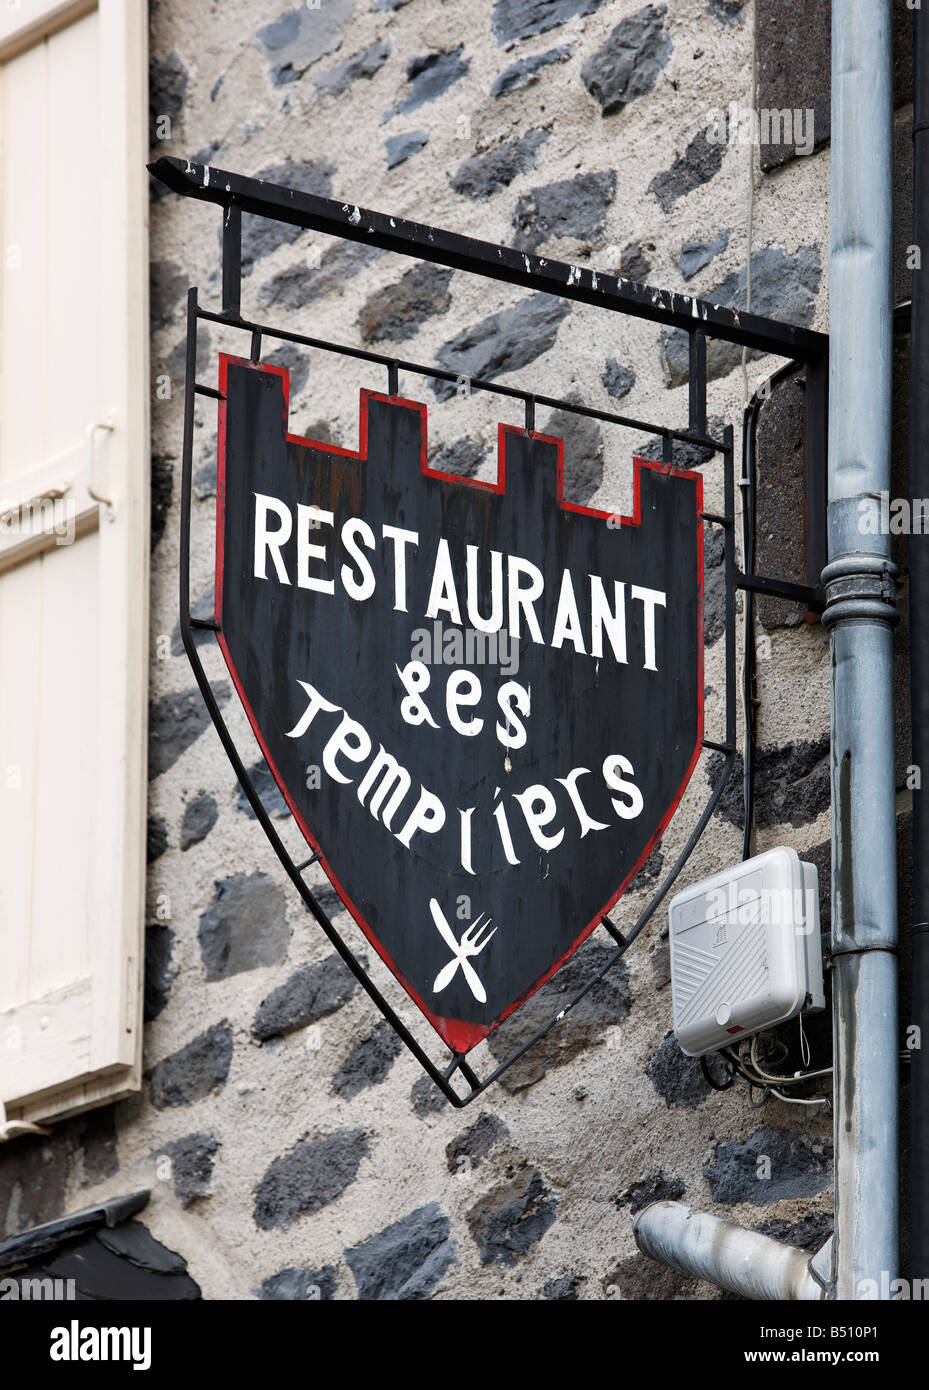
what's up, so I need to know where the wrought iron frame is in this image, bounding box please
[150,156,829,1106]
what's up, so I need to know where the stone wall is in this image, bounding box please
[2,0,913,1299]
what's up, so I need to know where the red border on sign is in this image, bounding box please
[213,353,705,1054]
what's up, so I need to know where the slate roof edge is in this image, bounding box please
[0,1190,151,1272]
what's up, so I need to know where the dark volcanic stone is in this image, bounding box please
[628,842,664,891]
[385,129,429,169]
[254,1129,369,1230]
[315,39,391,97]
[150,453,173,551]
[255,1,354,86]
[169,585,215,656]
[709,0,745,21]
[756,0,830,172]
[634,428,715,470]
[704,525,726,646]
[602,359,635,400]
[410,1074,450,1116]
[180,792,218,851]
[754,1210,833,1251]
[467,1167,557,1266]
[606,1250,700,1300]
[660,247,822,387]
[266,341,310,396]
[67,1107,120,1187]
[649,128,726,212]
[449,129,550,199]
[150,260,186,332]
[647,1033,712,1108]
[490,46,571,96]
[331,1020,402,1100]
[512,170,616,252]
[615,1168,686,1213]
[149,683,231,777]
[432,293,570,401]
[149,1021,233,1109]
[754,371,807,629]
[359,263,453,343]
[0,1133,69,1238]
[194,456,217,501]
[445,1112,509,1173]
[705,1126,833,1205]
[147,815,168,863]
[149,52,188,144]
[581,4,672,116]
[197,872,290,981]
[492,0,604,46]
[706,733,830,830]
[486,938,630,1092]
[680,228,730,279]
[190,139,222,171]
[144,923,176,1022]
[255,1265,337,1300]
[252,953,359,1040]
[345,1203,456,1299]
[235,758,291,820]
[156,1133,218,1207]
[261,240,382,312]
[428,439,488,478]
[391,47,469,116]
[649,937,671,990]
[618,241,653,281]
[240,160,336,269]
[541,398,604,504]
[310,882,347,920]
[162,327,211,390]
[543,1273,582,1299]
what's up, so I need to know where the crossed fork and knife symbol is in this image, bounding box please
[429,897,497,1004]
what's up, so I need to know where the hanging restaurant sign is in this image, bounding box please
[215,354,704,1053]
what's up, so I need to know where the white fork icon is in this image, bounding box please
[430,898,497,1003]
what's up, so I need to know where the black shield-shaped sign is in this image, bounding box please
[214,355,704,1052]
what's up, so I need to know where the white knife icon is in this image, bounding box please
[430,897,497,1004]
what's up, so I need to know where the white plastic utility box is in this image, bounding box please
[668,846,825,1058]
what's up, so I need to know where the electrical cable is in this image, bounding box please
[749,1033,833,1085]
[701,1053,736,1090]
[766,1088,831,1109]
[739,399,758,861]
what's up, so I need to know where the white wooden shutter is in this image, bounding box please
[0,0,149,1124]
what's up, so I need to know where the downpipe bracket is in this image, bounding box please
[820,556,900,630]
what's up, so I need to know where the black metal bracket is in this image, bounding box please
[150,155,829,607]
[152,157,829,1105]
[151,156,827,364]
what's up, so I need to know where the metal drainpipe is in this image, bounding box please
[821,0,899,1298]
[910,0,929,1284]
[634,1203,829,1301]
[634,3,898,1302]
